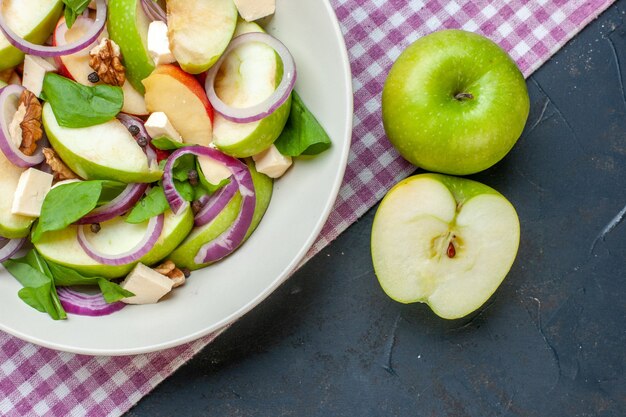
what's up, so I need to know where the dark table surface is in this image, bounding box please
[127,3,626,416]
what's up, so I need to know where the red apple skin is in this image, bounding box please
[150,64,214,124]
[52,17,73,79]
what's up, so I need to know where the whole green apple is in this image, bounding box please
[371,173,520,319]
[382,30,529,175]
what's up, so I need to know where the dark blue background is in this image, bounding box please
[127,2,626,415]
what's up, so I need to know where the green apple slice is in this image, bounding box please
[212,21,291,158]
[167,0,238,74]
[107,0,155,94]
[0,147,35,238]
[42,103,162,183]
[0,0,63,71]
[371,174,520,319]
[169,159,273,269]
[34,208,194,278]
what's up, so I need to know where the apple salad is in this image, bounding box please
[0,0,331,319]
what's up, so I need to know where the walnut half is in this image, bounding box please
[153,260,186,288]
[42,148,80,181]
[13,90,43,156]
[89,38,126,86]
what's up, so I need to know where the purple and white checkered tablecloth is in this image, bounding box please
[0,0,615,415]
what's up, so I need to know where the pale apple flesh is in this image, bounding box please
[143,64,213,146]
[371,174,520,319]
[34,208,194,278]
[42,103,162,183]
[212,20,292,158]
[167,0,238,74]
[0,0,63,71]
[0,142,35,238]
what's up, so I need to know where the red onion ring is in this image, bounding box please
[194,179,238,227]
[53,15,100,59]
[75,183,149,225]
[57,287,126,316]
[116,113,158,165]
[141,0,167,22]
[161,146,257,263]
[77,213,164,265]
[0,0,107,57]
[0,85,45,167]
[205,32,297,123]
[0,237,26,262]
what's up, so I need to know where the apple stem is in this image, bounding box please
[454,92,474,101]
[446,242,456,258]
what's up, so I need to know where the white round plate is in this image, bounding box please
[0,0,353,355]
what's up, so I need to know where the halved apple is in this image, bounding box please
[167,0,238,74]
[143,64,214,146]
[0,0,63,71]
[42,103,162,183]
[212,20,292,158]
[170,159,273,270]
[53,17,148,116]
[34,208,194,278]
[0,146,35,238]
[107,0,155,93]
[371,174,520,319]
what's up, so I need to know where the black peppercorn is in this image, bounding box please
[188,169,199,186]
[90,223,101,233]
[88,72,100,83]
[137,136,148,147]
[128,125,140,136]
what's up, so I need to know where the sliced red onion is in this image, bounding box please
[53,15,100,59]
[116,113,157,165]
[205,32,297,123]
[57,287,125,316]
[0,85,45,167]
[0,0,107,57]
[194,180,238,227]
[77,213,164,265]
[75,183,149,225]
[0,237,26,262]
[141,0,167,22]
[162,146,255,263]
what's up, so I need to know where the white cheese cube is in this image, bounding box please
[252,145,292,178]
[148,21,176,65]
[145,111,183,142]
[234,0,275,22]
[120,263,174,305]
[11,168,54,217]
[22,55,57,97]
[198,155,232,185]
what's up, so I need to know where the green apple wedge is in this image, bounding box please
[212,20,292,158]
[0,148,35,238]
[169,159,273,270]
[107,0,155,94]
[371,174,520,319]
[382,30,529,175]
[0,80,6,88]
[42,103,162,183]
[167,0,238,74]
[0,0,63,71]
[34,208,194,278]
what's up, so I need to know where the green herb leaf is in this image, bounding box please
[62,0,90,28]
[32,180,107,242]
[126,186,169,224]
[97,278,134,303]
[3,257,66,320]
[151,136,189,151]
[47,261,100,286]
[274,91,332,157]
[42,73,124,128]
[172,154,196,181]
[47,261,134,304]
[174,180,195,202]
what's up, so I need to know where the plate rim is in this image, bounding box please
[0,0,354,356]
